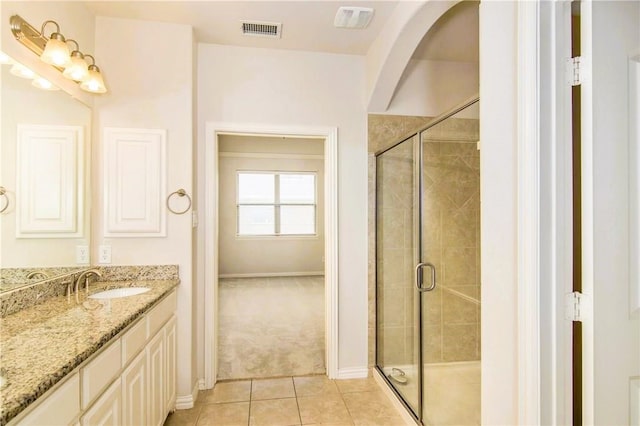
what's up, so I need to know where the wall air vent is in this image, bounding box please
[334,7,374,29]
[241,21,282,39]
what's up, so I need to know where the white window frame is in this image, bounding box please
[236,170,318,237]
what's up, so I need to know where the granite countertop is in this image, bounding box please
[0,279,179,425]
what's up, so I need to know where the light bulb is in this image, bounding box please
[40,33,71,67]
[63,54,88,81]
[80,65,107,93]
[10,63,35,79]
[0,51,12,65]
[32,77,59,91]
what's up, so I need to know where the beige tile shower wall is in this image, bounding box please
[217,276,325,380]
[367,115,480,367]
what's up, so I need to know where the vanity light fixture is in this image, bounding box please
[9,14,108,94]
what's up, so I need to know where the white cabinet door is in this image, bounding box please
[121,350,147,426]
[147,330,165,426]
[81,378,121,426]
[164,316,177,412]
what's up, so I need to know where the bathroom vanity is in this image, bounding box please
[0,270,179,425]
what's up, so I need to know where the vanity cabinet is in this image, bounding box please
[13,290,177,426]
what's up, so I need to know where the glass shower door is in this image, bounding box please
[376,135,421,418]
[419,106,481,425]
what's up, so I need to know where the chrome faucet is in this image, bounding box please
[26,270,49,279]
[74,269,102,294]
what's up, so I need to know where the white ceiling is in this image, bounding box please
[85,1,478,62]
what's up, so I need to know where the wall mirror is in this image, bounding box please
[0,54,91,292]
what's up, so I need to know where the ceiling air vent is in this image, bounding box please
[334,7,374,29]
[241,21,282,39]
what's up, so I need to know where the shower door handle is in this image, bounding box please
[415,262,436,292]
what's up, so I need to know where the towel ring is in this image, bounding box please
[0,186,8,214]
[166,189,191,215]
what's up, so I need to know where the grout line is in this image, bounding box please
[291,376,303,425]
[247,379,253,426]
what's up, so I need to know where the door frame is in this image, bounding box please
[516,1,574,423]
[203,122,339,388]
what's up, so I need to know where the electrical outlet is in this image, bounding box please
[98,245,112,264]
[76,245,89,264]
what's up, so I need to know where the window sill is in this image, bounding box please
[235,234,319,241]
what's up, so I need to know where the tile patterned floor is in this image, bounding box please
[165,375,408,426]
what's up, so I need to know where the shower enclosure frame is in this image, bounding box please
[374,95,480,425]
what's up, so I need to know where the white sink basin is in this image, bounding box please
[89,287,150,299]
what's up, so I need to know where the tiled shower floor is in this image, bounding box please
[164,375,407,426]
[380,361,480,426]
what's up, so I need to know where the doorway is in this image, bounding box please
[216,134,325,379]
[203,123,339,389]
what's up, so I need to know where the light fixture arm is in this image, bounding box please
[40,20,61,39]
[66,39,80,53]
[83,54,96,66]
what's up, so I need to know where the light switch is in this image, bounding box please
[98,245,112,264]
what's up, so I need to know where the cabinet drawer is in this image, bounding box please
[122,318,147,366]
[147,291,176,337]
[81,340,122,409]
[19,372,80,426]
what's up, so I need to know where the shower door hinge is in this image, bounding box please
[565,291,587,322]
[566,56,585,86]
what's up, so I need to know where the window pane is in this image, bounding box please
[280,206,315,235]
[238,206,275,235]
[238,173,275,203]
[280,174,315,204]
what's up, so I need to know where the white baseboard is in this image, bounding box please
[219,271,324,279]
[198,378,208,390]
[175,380,200,410]
[337,366,369,379]
[372,368,418,425]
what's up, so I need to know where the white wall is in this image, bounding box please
[386,59,478,117]
[197,43,368,373]
[479,1,518,424]
[218,155,324,276]
[93,16,197,402]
